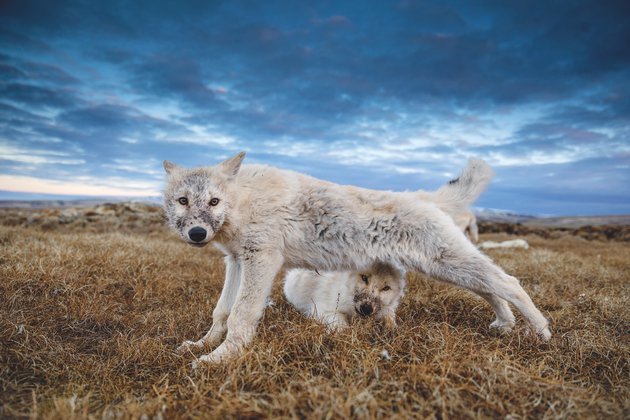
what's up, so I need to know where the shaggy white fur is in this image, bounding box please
[162,152,550,366]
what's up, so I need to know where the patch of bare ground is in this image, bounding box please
[0,205,628,418]
[478,221,630,241]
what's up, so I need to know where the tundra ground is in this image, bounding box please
[1,206,628,418]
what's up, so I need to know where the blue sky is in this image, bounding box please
[0,0,628,215]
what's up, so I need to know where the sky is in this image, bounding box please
[0,0,629,215]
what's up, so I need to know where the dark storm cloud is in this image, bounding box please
[38,104,196,168]
[0,63,27,80]
[58,103,189,135]
[0,102,45,124]
[129,55,225,109]
[0,28,53,53]
[18,61,79,85]
[0,83,82,110]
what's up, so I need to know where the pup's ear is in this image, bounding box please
[217,151,246,176]
[163,160,180,175]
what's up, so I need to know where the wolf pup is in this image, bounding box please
[163,153,550,366]
[283,262,405,330]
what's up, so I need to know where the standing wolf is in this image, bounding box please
[163,152,550,365]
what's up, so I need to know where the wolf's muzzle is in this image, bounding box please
[188,227,207,242]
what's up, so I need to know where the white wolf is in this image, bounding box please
[163,152,550,365]
[283,262,405,330]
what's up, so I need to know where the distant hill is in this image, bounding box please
[0,196,161,209]
[520,215,630,228]
[0,201,165,234]
[475,207,630,228]
[474,208,538,224]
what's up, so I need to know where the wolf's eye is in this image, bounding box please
[209,197,220,206]
[382,285,391,291]
[360,274,369,284]
[178,197,188,205]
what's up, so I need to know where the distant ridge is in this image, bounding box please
[519,215,630,228]
[474,207,539,224]
[0,196,161,209]
[474,207,630,228]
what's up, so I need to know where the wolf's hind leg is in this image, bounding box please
[177,255,242,354]
[423,246,550,340]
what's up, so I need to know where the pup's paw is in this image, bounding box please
[382,316,397,331]
[326,322,348,333]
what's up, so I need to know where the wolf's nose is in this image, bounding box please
[359,304,373,316]
[188,227,207,242]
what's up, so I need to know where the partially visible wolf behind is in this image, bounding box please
[163,153,550,366]
[284,262,405,330]
[453,209,479,244]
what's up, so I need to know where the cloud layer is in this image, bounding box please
[1,0,629,214]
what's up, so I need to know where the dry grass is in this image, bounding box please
[1,213,628,418]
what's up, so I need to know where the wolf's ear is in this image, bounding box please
[217,151,246,177]
[163,160,180,175]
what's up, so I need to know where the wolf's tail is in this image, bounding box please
[429,158,493,216]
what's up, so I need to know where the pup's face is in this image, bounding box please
[162,152,245,247]
[353,263,404,317]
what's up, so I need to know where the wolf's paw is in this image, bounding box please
[536,326,552,341]
[191,356,210,370]
[176,340,202,354]
[489,319,515,334]
[191,342,240,368]
[192,351,228,369]
[523,325,552,341]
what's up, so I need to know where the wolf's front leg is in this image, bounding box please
[195,250,284,366]
[177,255,242,354]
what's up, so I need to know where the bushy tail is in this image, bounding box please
[430,158,493,216]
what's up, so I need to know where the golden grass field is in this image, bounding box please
[1,205,628,418]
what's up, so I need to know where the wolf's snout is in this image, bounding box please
[188,227,207,242]
[358,303,373,316]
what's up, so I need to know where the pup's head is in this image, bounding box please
[353,263,404,317]
[162,152,245,247]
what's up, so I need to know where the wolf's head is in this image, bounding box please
[162,152,245,247]
[352,263,405,317]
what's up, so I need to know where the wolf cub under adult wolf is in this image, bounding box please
[284,263,405,330]
[163,152,550,366]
